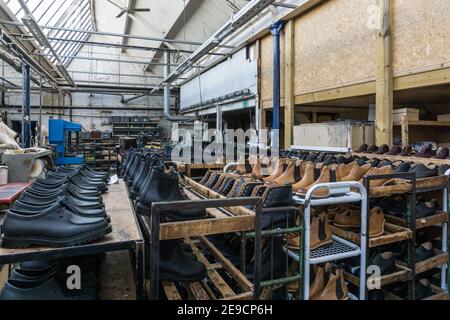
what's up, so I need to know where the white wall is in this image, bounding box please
[180,47,257,110]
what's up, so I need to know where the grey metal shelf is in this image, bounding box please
[285,235,361,265]
[299,182,368,301]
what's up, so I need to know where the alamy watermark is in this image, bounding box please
[170,122,279,165]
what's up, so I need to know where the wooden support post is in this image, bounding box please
[284,20,295,150]
[375,0,394,146]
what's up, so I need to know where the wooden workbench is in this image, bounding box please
[0,180,145,299]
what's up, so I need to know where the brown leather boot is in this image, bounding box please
[312,269,349,300]
[310,263,332,298]
[335,162,356,181]
[251,157,264,179]
[335,207,386,237]
[311,212,333,250]
[363,166,395,187]
[341,164,372,182]
[297,166,333,198]
[369,207,386,237]
[292,163,316,191]
[273,160,302,185]
[334,209,361,228]
[263,158,288,183]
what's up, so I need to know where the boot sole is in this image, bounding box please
[2,225,113,249]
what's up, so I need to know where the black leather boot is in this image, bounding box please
[1,204,112,248]
[129,156,146,192]
[159,240,207,282]
[130,157,152,200]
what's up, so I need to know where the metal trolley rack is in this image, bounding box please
[290,182,368,300]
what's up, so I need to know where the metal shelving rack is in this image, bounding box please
[290,182,368,300]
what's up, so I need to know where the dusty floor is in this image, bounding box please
[99,251,136,300]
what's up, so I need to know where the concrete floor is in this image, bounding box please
[99,251,136,300]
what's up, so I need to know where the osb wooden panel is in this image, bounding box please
[260,32,286,106]
[294,0,377,96]
[392,0,450,76]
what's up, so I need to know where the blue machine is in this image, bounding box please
[48,119,84,166]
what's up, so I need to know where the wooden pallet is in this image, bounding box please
[144,176,258,241]
[396,250,449,276]
[176,163,225,177]
[368,176,448,198]
[344,265,411,288]
[385,284,448,301]
[161,237,254,301]
[182,175,255,217]
[332,223,412,248]
[385,211,448,230]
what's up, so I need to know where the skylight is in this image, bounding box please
[4,0,94,66]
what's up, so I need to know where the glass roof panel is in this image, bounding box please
[5,0,94,67]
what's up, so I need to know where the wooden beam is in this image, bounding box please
[395,67,450,90]
[294,81,376,105]
[284,20,295,149]
[292,66,450,106]
[375,0,394,146]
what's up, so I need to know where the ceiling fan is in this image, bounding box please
[106,0,151,18]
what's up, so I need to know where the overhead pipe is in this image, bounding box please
[163,50,196,122]
[125,0,276,106]
[178,0,303,85]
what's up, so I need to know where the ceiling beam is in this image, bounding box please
[90,0,97,31]
[121,0,136,52]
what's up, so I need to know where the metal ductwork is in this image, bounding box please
[159,0,275,122]
[123,0,276,116]
[163,50,196,122]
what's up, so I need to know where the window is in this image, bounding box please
[5,0,94,67]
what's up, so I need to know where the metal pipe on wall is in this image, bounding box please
[163,50,196,122]
[270,21,283,148]
[22,62,31,148]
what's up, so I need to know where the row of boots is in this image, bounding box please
[1,165,112,248]
[122,150,206,221]
[121,150,207,282]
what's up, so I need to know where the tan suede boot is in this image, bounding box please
[310,263,332,298]
[311,212,333,250]
[292,163,316,191]
[312,269,349,300]
[263,158,288,183]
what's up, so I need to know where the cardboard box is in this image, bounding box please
[293,122,375,150]
[393,108,419,123]
[437,114,450,122]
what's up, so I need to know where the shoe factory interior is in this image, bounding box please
[0,0,450,303]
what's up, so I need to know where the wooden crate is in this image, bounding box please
[161,237,254,301]
[332,223,412,248]
[393,108,419,123]
[344,265,411,288]
[385,211,448,230]
[385,284,448,301]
